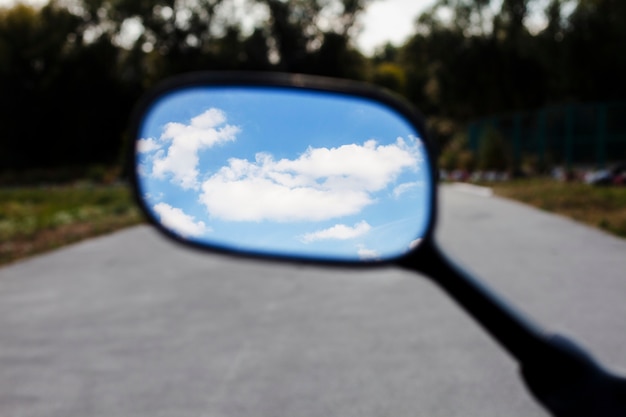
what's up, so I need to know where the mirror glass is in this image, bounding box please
[135,86,433,261]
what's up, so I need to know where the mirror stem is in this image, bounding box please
[398,240,550,364]
[398,241,626,416]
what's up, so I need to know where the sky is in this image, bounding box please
[0,0,436,55]
[356,0,436,54]
[0,0,556,54]
[135,86,433,261]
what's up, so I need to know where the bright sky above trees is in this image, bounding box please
[357,0,435,54]
[0,0,436,55]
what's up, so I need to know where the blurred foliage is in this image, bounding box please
[439,132,475,172]
[477,126,511,171]
[491,179,626,238]
[477,128,513,172]
[371,62,406,95]
[0,184,142,264]
[0,0,624,177]
[0,165,121,185]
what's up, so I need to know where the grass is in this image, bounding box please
[488,179,626,239]
[2,178,624,267]
[0,183,143,266]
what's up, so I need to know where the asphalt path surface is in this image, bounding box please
[1,185,625,417]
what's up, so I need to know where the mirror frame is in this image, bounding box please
[129,71,439,266]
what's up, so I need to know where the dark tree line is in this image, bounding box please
[0,0,367,173]
[0,0,624,175]
[378,0,626,143]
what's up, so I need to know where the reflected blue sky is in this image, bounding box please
[136,87,432,261]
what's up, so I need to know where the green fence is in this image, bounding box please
[467,101,626,170]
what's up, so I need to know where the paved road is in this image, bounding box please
[1,185,625,417]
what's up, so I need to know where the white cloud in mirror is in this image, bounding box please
[300,221,371,243]
[199,138,421,222]
[357,245,380,260]
[393,181,422,198]
[153,202,210,238]
[137,138,161,153]
[409,238,422,250]
[141,108,241,190]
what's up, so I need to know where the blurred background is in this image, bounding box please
[1,0,625,263]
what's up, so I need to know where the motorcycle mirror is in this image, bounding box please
[130,72,626,416]
[130,72,437,264]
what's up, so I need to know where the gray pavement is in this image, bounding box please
[1,185,625,417]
